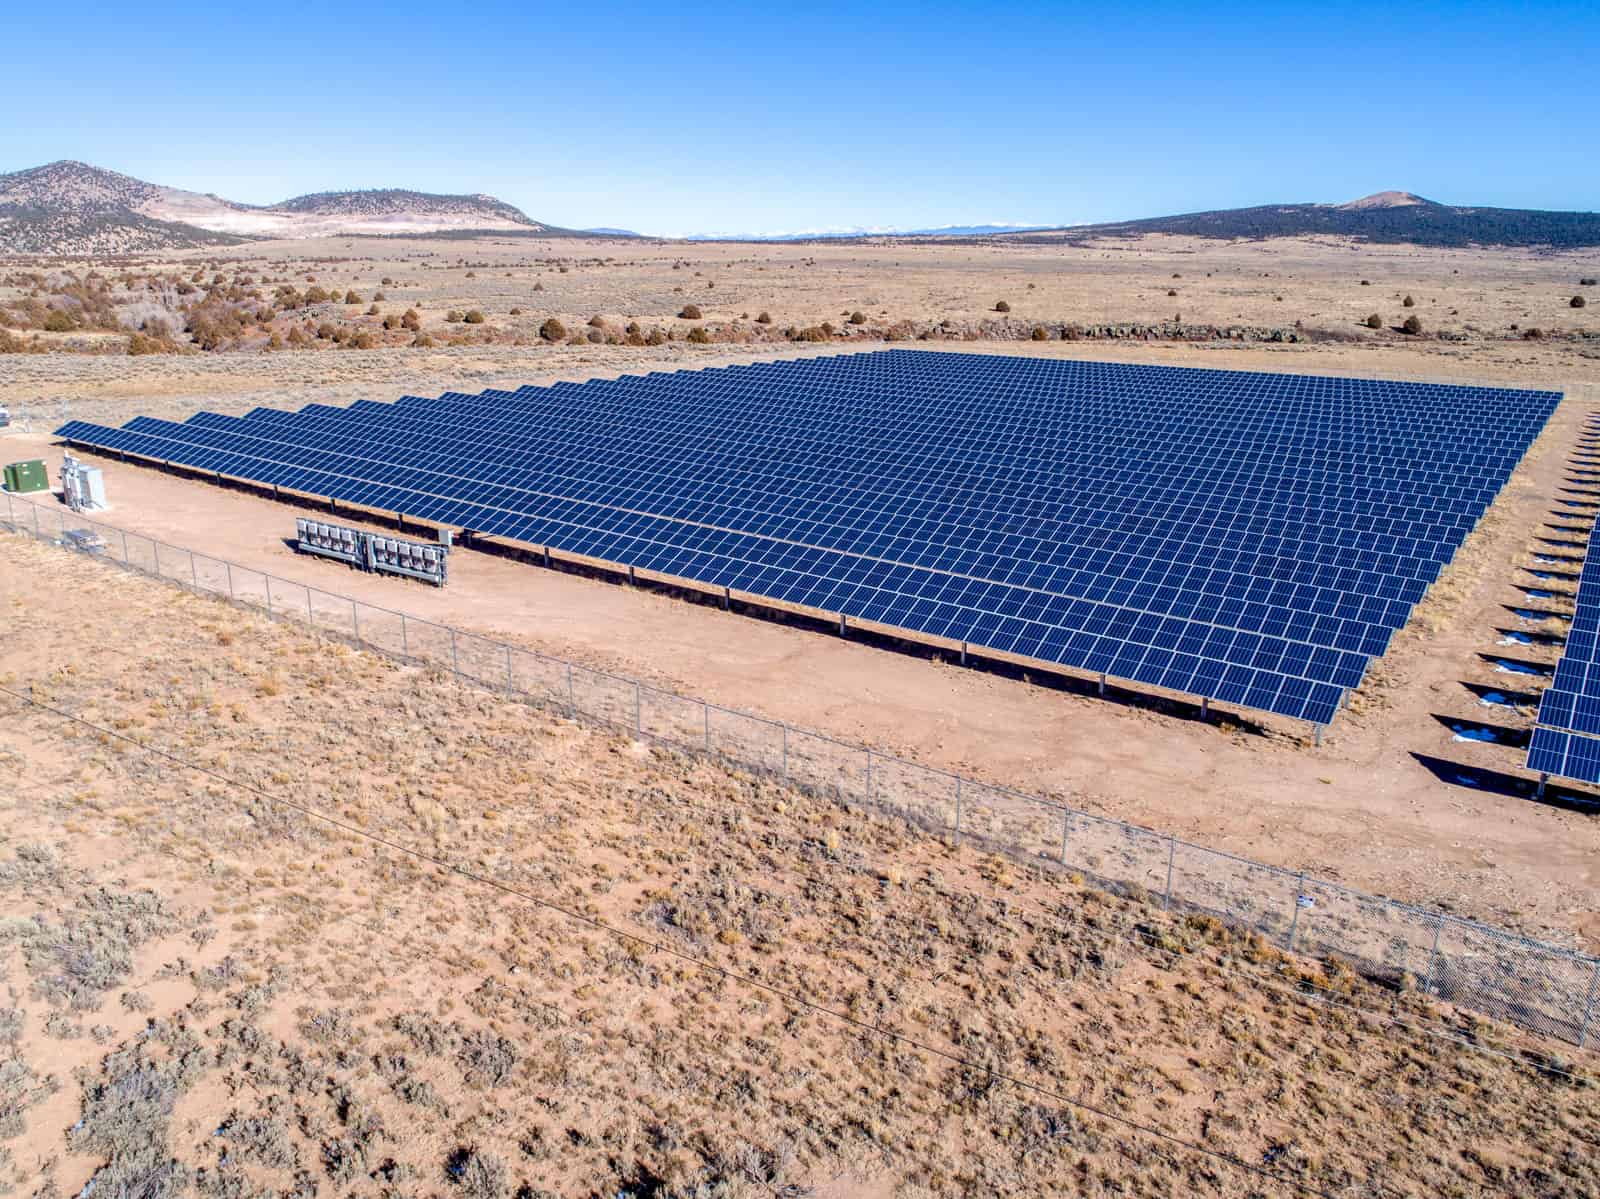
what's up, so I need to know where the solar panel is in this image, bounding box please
[1526,442,1600,781]
[55,350,1560,729]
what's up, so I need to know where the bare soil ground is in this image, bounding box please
[1,538,1596,1199]
[1,329,1597,953]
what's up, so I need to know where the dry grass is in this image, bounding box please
[0,536,1597,1198]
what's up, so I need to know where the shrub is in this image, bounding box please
[1360,279,1371,286]
[43,310,74,333]
[316,322,337,339]
[625,320,641,335]
[508,307,523,315]
[646,328,667,345]
[1402,294,1415,307]
[373,291,386,301]
[1167,289,1178,297]
[367,303,379,316]
[532,281,545,291]
[755,311,772,324]
[402,308,421,332]
[127,333,162,355]
[463,310,485,324]
[1572,295,1588,308]
[586,328,603,343]
[445,310,463,323]
[305,285,331,304]
[687,326,711,344]
[1030,326,1049,341]
[539,318,566,341]
[848,311,866,325]
[344,290,361,304]
[679,304,702,320]
[588,314,606,327]
[994,300,1010,313]
[1365,313,1383,329]
[1402,315,1422,335]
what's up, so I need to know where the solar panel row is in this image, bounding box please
[1527,422,1600,783]
[55,350,1560,729]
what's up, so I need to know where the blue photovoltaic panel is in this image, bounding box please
[1527,516,1600,782]
[55,350,1560,729]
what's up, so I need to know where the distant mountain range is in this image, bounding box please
[998,191,1600,249]
[683,223,1051,241]
[3,163,1597,255]
[0,161,574,254]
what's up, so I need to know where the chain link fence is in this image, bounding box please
[5,487,1598,1051]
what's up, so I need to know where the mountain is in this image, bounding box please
[1002,192,1600,249]
[0,161,567,254]
[683,222,1049,241]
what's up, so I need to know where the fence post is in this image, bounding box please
[306,588,313,624]
[566,662,575,714]
[121,529,129,564]
[1422,916,1445,997]
[33,504,40,539]
[353,600,360,642]
[191,554,198,590]
[1163,837,1176,910]
[781,724,788,780]
[504,645,513,694]
[1060,808,1071,865]
[450,630,459,675]
[1286,871,1307,951]
[954,777,963,846]
[865,749,874,809]
[703,704,710,752]
[634,682,641,736]
[401,615,409,658]
[265,576,273,615]
[1580,960,1600,1049]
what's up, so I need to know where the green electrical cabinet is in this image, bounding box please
[3,459,48,493]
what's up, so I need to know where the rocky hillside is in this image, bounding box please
[1007,191,1600,249]
[0,161,566,254]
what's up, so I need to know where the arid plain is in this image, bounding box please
[3,231,1600,1198]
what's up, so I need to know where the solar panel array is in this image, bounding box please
[55,350,1559,727]
[1526,421,1600,782]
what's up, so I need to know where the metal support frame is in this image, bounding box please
[1536,772,1548,800]
[1423,916,1444,997]
[1098,672,1106,697]
[1286,870,1308,951]
[628,564,636,586]
[960,641,968,666]
[1163,837,1175,909]
[839,613,847,636]
[1199,696,1209,721]
[544,545,552,568]
[722,587,730,610]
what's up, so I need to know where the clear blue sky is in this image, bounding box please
[6,0,1595,235]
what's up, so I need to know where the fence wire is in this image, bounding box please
[5,488,1598,1052]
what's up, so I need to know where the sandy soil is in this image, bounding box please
[0,539,1595,1199]
[1,231,1596,955]
[2,342,1597,957]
